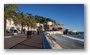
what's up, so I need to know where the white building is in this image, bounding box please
[71,30,77,33]
[6,19,37,32]
[6,19,16,30]
[46,21,65,31]
[47,21,53,25]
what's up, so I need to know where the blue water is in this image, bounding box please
[66,32,84,39]
[67,34,84,39]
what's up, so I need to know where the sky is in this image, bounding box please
[17,4,84,32]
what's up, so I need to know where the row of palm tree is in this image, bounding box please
[4,4,36,35]
[4,4,57,36]
[14,12,36,31]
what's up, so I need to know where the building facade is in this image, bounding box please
[47,21,65,31]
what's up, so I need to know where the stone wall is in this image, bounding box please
[45,31,63,34]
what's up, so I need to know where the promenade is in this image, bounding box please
[4,32,84,49]
[4,33,44,49]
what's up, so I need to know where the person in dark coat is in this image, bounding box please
[33,31,34,34]
[37,30,39,35]
[23,29,26,34]
[27,31,32,38]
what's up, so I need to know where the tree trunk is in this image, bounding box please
[10,19,11,25]
[28,26,29,31]
[21,23,23,33]
[4,18,6,36]
[31,27,32,31]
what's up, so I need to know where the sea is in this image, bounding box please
[67,34,84,39]
[49,32,84,41]
[66,32,84,40]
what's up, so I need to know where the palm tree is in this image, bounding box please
[38,25,42,31]
[13,12,20,26]
[14,12,28,33]
[25,15,31,31]
[4,4,18,36]
[26,14,36,31]
[19,12,25,31]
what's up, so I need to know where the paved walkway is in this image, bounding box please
[4,33,44,49]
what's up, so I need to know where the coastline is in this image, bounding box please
[62,35,84,42]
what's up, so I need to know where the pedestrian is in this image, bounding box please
[33,31,34,34]
[23,29,25,34]
[27,31,29,38]
[29,31,32,38]
[37,30,39,35]
[27,31,32,38]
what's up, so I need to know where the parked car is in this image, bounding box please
[12,30,18,35]
[6,30,11,33]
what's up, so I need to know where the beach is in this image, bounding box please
[49,34,84,49]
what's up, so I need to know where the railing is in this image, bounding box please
[42,31,51,49]
[46,33,55,47]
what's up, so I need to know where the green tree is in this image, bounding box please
[26,14,36,31]
[38,25,42,31]
[4,4,18,36]
[13,12,28,32]
[64,29,69,34]
[44,25,49,31]
[35,15,56,24]
[13,12,21,26]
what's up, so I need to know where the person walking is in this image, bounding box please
[29,31,32,38]
[27,31,32,38]
[37,30,39,35]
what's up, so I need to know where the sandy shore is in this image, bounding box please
[50,34,84,49]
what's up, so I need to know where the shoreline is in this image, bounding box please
[49,34,84,49]
[62,35,84,42]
